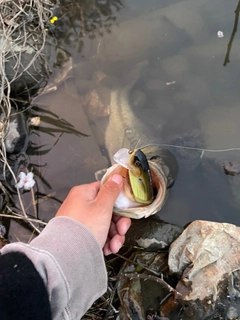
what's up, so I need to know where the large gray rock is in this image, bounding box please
[125,216,183,250]
[168,220,240,319]
[5,35,57,99]
[5,113,28,154]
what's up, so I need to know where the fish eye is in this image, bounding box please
[135,160,140,167]
[138,178,142,182]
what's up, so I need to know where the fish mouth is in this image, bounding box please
[101,162,167,219]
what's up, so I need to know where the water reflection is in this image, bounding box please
[51,0,123,52]
[27,105,88,151]
[1,103,88,241]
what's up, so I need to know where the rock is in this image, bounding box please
[223,161,240,176]
[226,298,240,320]
[5,34,57,100]
[125,216,183,251]
[2,1,58,101]
[0,224,6,237]
[5,113,28,154]
[168,220,240,319]
[41,55,73,95]
[82,87,111,119]
[117,251,170,320]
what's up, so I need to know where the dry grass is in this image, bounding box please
[0,0,55,232]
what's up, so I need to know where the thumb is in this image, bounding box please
[96,174,123,212]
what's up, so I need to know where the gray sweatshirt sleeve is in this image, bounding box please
[0,216,107,320]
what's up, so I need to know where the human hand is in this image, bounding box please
[56,174,131,255]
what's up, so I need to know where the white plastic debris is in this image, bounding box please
[217,31,224,38]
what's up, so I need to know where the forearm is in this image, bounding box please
[1,216,107,320]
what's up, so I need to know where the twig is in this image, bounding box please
[104,284,119,317]
[0,213,47,226]
[160,291,174,306]
[223,0,240,66]
[100,295,119,314]
[30,176,38,218]
[115,252,163,277]
[27,230,36,244]
[34,192,57,205]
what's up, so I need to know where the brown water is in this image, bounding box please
[27,0,240,229]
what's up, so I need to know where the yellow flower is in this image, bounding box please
[50,16,58,24]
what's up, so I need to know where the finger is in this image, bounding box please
[103,247,113,256]
[79,181,101,201]
[109,234,125,254]
[116,217,132,236]
[103,241,113,256]
[109,217,131,238]
[90,181,101,192]
[95,174,123,213]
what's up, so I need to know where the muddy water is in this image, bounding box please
[29,0,240,229]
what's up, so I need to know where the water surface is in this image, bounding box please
[31,0,240,228]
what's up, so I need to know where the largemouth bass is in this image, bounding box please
[99,61,178,219]
[105,61,161,162]
[101,145,178,219]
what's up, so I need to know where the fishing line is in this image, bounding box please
[139,143,240,159]
[159,144,240,158]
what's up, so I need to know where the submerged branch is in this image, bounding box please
[223,0,240,66]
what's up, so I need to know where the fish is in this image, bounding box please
[105,60,162,162]
[101,145,178,219]
[99,61,178,219]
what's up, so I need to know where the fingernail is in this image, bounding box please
[111,174,123,185]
